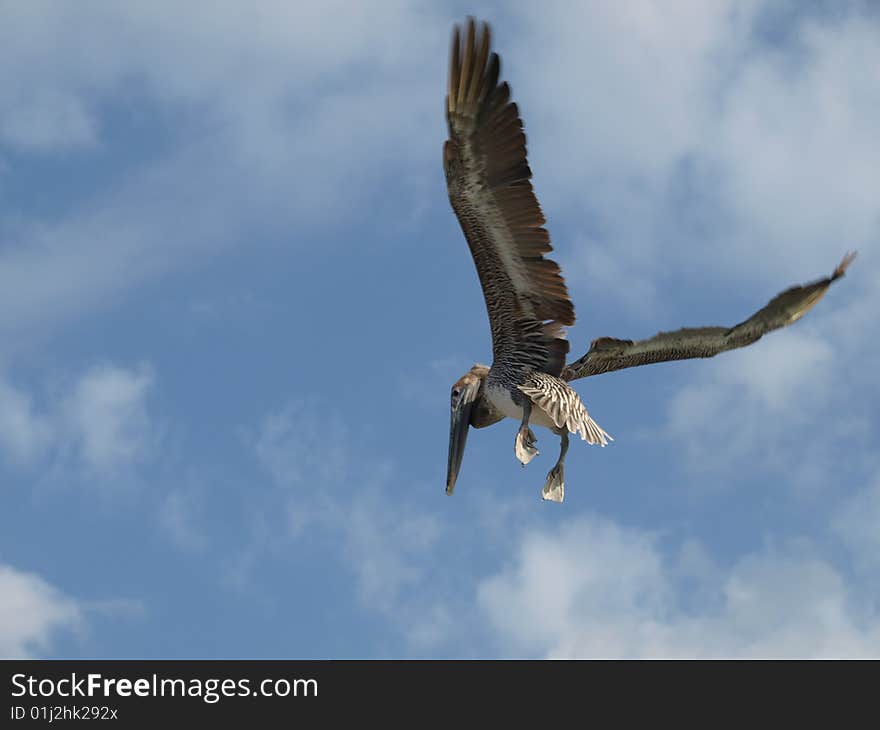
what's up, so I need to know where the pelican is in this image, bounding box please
[444,18,855,502]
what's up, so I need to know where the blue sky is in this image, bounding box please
[1,0,878,658]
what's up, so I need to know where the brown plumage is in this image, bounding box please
[445,18,571,376]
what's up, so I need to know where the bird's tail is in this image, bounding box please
[574,409,613,447]
[518,374,613,446]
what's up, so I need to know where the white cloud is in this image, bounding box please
[252,399,348,492]
[0,362,157,481]
[62,363,155,474]
[0,1,440,150]
[478,516,880,657]
[158,488,208,553]
[716,14,880,273]
[663,328,840,480]
[0,375,53,466]
[0,563,83,658]
[656,249,876,492]
[343,491,444,614]
[250,400,444,614]
[832,471,880,573]
[0,90,96,152]
[479,517,668,655]
[0,1,454,347]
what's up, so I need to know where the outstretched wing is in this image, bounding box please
[445,18,572,377]
[563,253,856,381]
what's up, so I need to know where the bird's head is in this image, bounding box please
[446,363,490,496]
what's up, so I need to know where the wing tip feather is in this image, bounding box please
[833,251,857,280]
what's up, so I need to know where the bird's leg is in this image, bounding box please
[542,430,569,503]
[514,399,539,466]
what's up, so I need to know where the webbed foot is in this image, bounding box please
[515,426,539,465]
[541,463,565,503]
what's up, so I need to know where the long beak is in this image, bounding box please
[446,399,472,495]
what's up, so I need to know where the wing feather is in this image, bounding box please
[445,18,572,376]
[563,253,856,380]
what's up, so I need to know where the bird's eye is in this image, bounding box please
[451,388,461,401]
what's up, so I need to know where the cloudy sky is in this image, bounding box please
[1,0,878,658]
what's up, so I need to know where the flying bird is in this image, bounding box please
[443,18,855,502]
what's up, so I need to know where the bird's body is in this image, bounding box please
[443,18,854,503]
[483,371,608,443]
[484,378,539,426]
